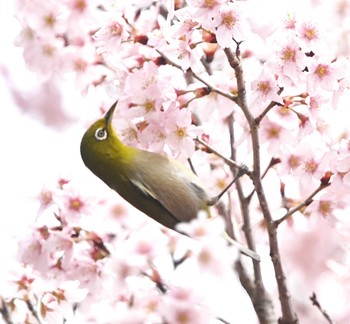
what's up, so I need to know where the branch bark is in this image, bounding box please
[156,42,299,324]
[274,182,330,226]
[228,114,277,324]
[310,292,335,324]
[224,47,298,324]
[0,297,14,324]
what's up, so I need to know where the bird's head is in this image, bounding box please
[80,101,118,170]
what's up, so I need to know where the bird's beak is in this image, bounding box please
[104,101,117,127]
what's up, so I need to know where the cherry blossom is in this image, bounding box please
[164,105,203,158]
[307,57,348,93]
[295,19,327,54]
[93,13,130,52]
[268,38,306,87]
[7,1,350,323]
[186,0,226,30]
[212,2,249,48]
[250,67,284,112]
[159,285,213,324]
[188,71,237,120]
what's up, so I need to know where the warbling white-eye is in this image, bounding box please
[80,101,259,261]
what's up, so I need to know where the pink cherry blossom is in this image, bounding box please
[176,213,226,239]
[250,68,284,112]
[188,71,237,120]
[213,2,249,48]
[307,57,348,93]
[305,192,346,220]
[93,13,130,52]
[9,1,350,323]
[39,280,87,322]
[159,286,213,324]
[283,12,297,31]
[307,93,328,117]
[164,106,202,159]
[172,7,200,38]
[332,77,350,108]
[259,115,296,154]
[295,20,327,54]
[18,0,66,37]
[22,37,65,76]
[186,0,226,30]
[268,39,306,87]
[173,37,204,71]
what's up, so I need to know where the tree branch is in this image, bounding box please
[310,292,335,324]
[255,88,284,125]
[222,47,280,323]
[228,114,277,323]
[156,50,238,103]
[195,137,248,172]
[228,114,259,262]
[274,182,330,227]
[224,46,298,324]
[25,298,43,324]
[0,297,14,324]
[157,42,298,324]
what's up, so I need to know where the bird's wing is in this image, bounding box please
[129,178,181,228]
[131,151,209,224]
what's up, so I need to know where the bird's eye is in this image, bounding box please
[94,127,108,141]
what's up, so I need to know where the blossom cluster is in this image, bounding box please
[1,178,237,323]
[7,0,350,323]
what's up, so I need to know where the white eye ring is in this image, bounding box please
[94,127,108,141]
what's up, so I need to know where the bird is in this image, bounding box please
[80,101,260,261]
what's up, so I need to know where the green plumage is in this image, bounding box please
[80,102,261,261]
[80,102,210,230]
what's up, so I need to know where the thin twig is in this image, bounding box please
[200,56,213,75]
[187,158,198,176]
[274,182,330,227]
[156,50,238,103]
[310,292,335,324]
[224,234,260,261]
[208,164,250,205]
[245,157,282,202]
[227,113,261,262]
[217,316,232,324]
[255,88,284,125]
[195,137,247,172]
[0,297,14,324]
[25,299,43,324]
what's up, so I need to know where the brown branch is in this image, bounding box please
[200,55,213,75]
[0,297,14,324]
[217,201,262,312]
[158,42,297,324]
[25,298,43,324]
[255,88,284,125]
[223,47,246,108]
[156,50,238,103]
[274,182,330,227]
[225,53,277,323]
[228,114,260,262]
[224,46,298,324]
[195,137,246,172]
[310,292,335,324]
[245,157,282,202]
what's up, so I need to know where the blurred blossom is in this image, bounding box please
[159,285,214,324]
[5,0,350,323]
